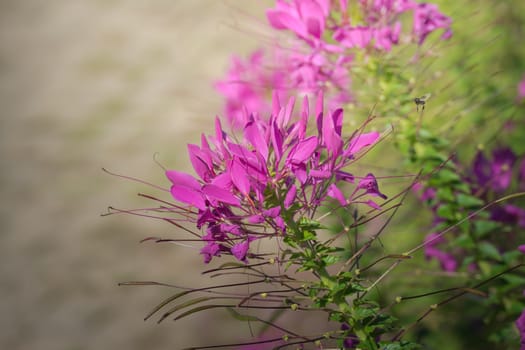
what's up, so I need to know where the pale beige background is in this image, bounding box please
[0,1,274,349]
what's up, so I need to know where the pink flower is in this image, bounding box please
[214,50,288,128]
[412,3,452,45]
[216,48,353,128]
[267,0,331,45]
[166,93,384,263]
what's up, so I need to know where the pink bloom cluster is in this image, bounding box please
[215,48,352,128]
[216,0,452,127]
[268,0,452,50]
[166,93,386,263]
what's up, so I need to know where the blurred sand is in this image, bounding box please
[0,1,273,349]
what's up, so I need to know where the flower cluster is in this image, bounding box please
[216,0,452,127]
[267,0,451,50]
[215,48,352,128]
[166,93,386,263]
[417,147,525,271]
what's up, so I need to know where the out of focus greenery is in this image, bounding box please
[346,1,525,349]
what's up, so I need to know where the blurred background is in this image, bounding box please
[0,1,273,349]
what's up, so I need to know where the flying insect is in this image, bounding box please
[414,93,431,112]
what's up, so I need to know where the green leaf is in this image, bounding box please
[478,242,502,262]
[456,193,484,208]
[435,188,455,202]
[436,204,456,220]
[473,220,502,238]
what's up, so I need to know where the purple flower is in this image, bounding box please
[473,148,517,193]
[412,3,452,45]
[357,173,388,199]
[491,205,525,228]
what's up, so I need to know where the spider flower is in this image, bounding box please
[166,92,385,263]
[472,147,517,193]
[266,0,331,46]
[216,48,353,128]
[412,2,452,45]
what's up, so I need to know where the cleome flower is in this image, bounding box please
[166,92,386,263]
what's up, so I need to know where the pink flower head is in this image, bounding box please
[166,93,384,263]
[216,47,353,129]
[267,0,331,45]
[215,50,288,128]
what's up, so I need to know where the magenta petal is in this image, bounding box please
[275,216,286,231]
[271,90,281,117]
[336,170,354,183]
[211,172,233,190]
[518,245,525,254]
[299,1,325,36]
[365,199,381,210]
[245,121,269,161]
[248,215,265,224]
[305,18,322,38]
[188,144,212,181]
[284,185,297,209]
[201,242,221,263]
[347,132,380,155]
[282,96,296,128]
[231,240,250,261]
[289,136,318,163]
[271,121,284,163]
[263,206,281,218]
[327,184,346,206]
[266,9,292,30]
[170,185,206,210]
[322,111,343,155]
[203,184,241,206]
[166,170,201,190]
[230,158,251,195]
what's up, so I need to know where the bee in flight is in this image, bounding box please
[414,93,431,112]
